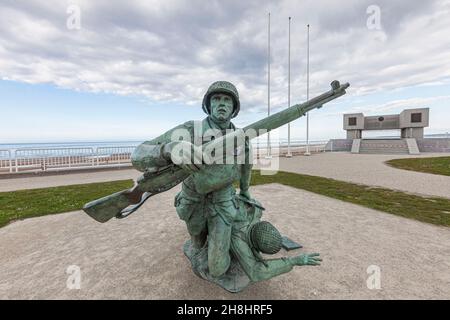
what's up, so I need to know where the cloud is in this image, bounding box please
[338,95,450,115]
[0,0,449,115]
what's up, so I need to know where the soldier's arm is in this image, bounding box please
[239,137,253,197]
[131,122,196,172]
[231,234,321,282]
[230,234,293,282]
[131,142,170,172]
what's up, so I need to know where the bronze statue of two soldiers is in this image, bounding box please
[84,80,350,292]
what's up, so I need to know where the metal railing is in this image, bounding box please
[95,146,136,167]
[14,147,96,172]
[0,149,12,173]
[253,140,328,157]
[1,146,137,174]
[1,140,329,174]
[278,140,328,154]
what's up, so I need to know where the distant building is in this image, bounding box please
[343,108,429,140]
[341,108,429,154]
[325,107,450,154]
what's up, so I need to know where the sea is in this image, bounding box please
[0,141,144,158]
[1,133,447,159]
[0,138,306,159]
[0,141,143,150]
[0,138,321,152]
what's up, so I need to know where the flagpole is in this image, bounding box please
[305,23,311,156]
[286,16,292,158]
[266,12,272,159]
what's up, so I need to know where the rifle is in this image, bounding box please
[83,80,349,223]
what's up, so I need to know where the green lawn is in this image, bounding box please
[250,171,450,227]
[0,179,134,228]
[386,156,450,176]
[1,171,449,229]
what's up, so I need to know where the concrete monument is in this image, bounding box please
[343,108,429,154]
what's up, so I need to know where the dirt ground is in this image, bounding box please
[1,184,449,299]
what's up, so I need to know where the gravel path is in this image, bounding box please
[1,184,449,299]
[276,152,450,199]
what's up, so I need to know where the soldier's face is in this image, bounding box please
[210,93,234,121]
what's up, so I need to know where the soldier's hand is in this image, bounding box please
[239,190,252,200]
[165,141,204,173]
[290,253,322,266]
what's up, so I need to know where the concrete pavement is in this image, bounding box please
[1,184,449,299]
[276,152,450,199]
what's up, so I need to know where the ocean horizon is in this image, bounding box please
[0,140,144,150]
[0,133,448,154]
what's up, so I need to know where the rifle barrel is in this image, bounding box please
[243,81,349,134]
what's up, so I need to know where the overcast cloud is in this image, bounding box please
[1,0,449,114]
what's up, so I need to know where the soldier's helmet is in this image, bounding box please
[249,221,282,254]
[202,81,240,118]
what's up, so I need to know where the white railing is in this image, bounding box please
[95,146,136,167]
[1,140,330,174]
[2,146,137,174]
[14,147,96,172]
[0,149,13,173]
[278,140,328,154]
[253,140,328,157]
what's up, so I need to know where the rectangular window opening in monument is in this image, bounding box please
[411,113,422,123]
[348,117,357,126]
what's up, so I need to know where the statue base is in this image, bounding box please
[183,240,251,293]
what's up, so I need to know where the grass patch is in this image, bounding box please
[1,171,449,229]
[386,156,450,176]
[0,179,134,228]
[250,170,450,227]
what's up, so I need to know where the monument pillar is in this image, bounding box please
[401,127,424,139]
[346,129,361,139]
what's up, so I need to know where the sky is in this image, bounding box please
[0,0,449,143]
